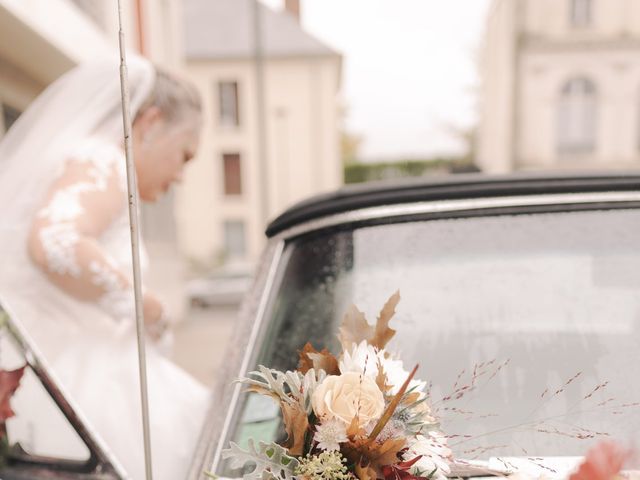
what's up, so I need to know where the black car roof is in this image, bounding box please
[266,172,640,237]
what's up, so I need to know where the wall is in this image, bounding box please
[476,0,519,173]
[180,55,342,268]
[518,47,640,169]
[478,0,640,172]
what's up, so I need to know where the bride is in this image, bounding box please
[0,56,209,479]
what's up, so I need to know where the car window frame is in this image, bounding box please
[0,303,127,479]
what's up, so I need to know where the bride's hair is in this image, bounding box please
[137,67,202,125]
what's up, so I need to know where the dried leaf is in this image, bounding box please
[339,292,400,351]
[307,352,339,375]
[381,456,432,480]
[0,367,25,422]
[298,343,340,376]
[376,360,393,394]
[347,414,363,439]
[281,401,309,456]
[347,437,407,476]
[369,438,407,467]
[371,291,400,349]
[368,364,419,443]
[402,392,421,406]
[297,342,316,374]
[355,462,378,480]
[308,348,340,375]
[338,305,374,350]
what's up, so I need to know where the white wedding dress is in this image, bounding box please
[1,136,209,480]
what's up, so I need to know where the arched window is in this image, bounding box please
[571,0,592,27]
[557,77,597,154]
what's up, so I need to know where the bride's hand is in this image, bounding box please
[143,291,169,341]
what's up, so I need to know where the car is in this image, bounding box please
[2,172,640,479]
[185,269,254,308]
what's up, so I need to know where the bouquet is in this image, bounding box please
[221,292,637,480]
[223,292,453,480]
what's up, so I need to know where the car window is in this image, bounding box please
[221,207,640,474]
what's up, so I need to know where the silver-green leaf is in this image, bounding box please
[221,440,299,480]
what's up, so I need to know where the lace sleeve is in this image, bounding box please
[26,145,135,322]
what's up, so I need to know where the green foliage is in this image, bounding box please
[395,389,440,435]
[222,439,299,480]
[343,158,479,184]
[241,366,326,414]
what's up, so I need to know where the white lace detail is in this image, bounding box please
[38,184,91,222]
[69,139,127,191]
[38,223,81,276]
[89,259,122,291]
[90,259,135,320]
[97,288,135,322]
[29,137,138,322]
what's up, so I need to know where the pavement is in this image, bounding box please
[172,305,238,388]
[144,244,240,388]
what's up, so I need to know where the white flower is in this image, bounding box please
[313,418,348,451]
[340,341,380,376]
[364,418,405,443]
[383,355,427,396]
[339,341,427,395]
[312,372,385,427]
[404,431,452,478]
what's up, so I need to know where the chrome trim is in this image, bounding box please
[273,191,640,241]
[208,239,286,474]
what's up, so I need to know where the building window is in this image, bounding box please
[2,103,21,133]
[223,220,246,258]
[570,0,592,27]
[218,81,239,127]
[222,153,242,195]
[557,77,597,154]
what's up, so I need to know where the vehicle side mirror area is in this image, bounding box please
[0,306,125,480]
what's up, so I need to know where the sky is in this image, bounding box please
[263,0,493,161]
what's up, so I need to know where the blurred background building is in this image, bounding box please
[178,0,342,271]
[478,0,640,173]
[0,0,343,384]
[0,0,182,136]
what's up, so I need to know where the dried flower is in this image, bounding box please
[314,418,349,452]
[340,341,427,395]
[295,451,352,480]
[404,431,452,478]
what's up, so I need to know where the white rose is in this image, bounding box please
[312,372,385,427]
